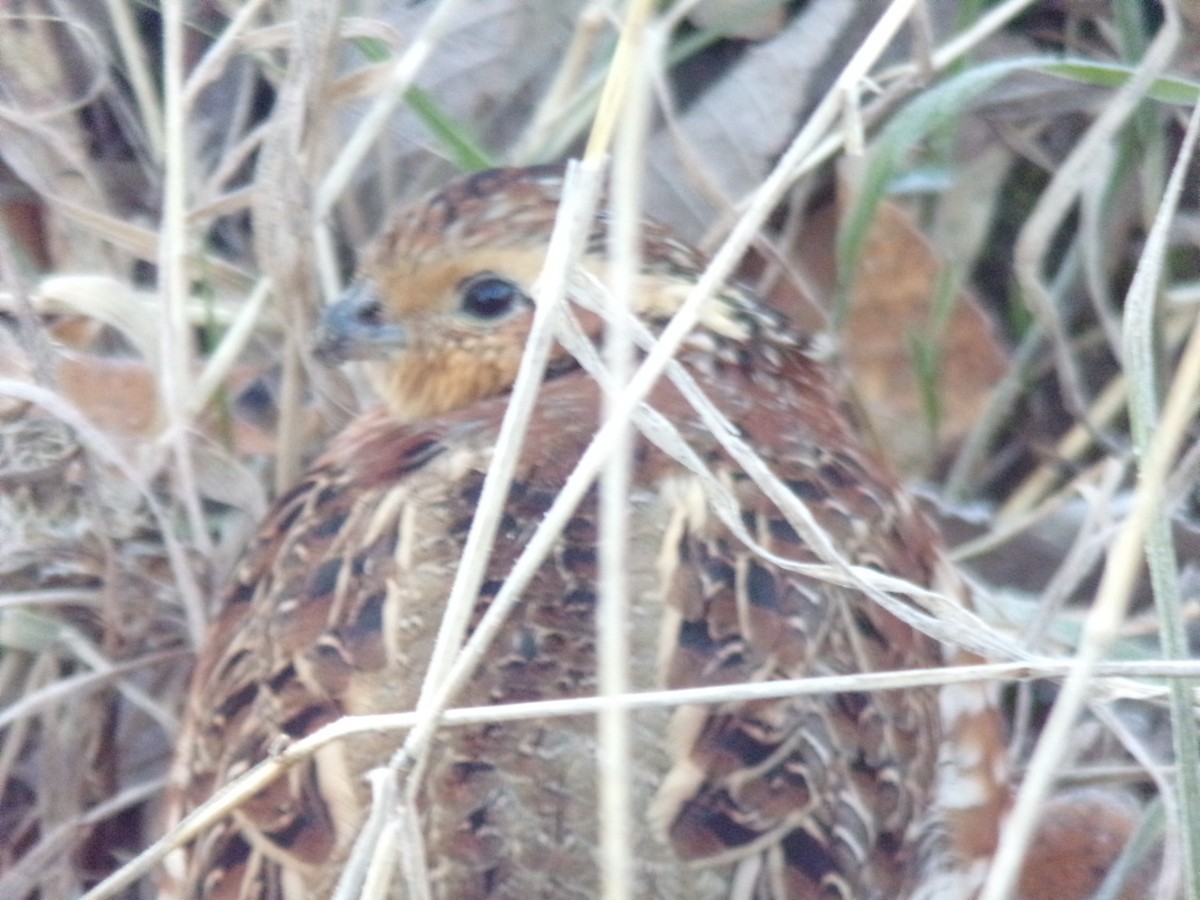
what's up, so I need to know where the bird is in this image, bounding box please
[160,165,1011,899]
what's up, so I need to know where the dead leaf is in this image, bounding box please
[783,168,1011,477]
[1016,790,1157,900]
[56,351,161,439]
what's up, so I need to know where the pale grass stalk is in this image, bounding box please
[0,649,187,733]
[583,0,653,161]
[942,327,1042,501]
[327,162,607,899]
[1002,462,1125,754]
[0,657,50,885]
[402,159,602,733]
[998,368,1130,518]
[910,0,936,77]
[841,78,867,157]
[0,589,103,609]
[512,2,611,163]
[767,0,1049,220]
[331,769,393,900]
[560,273,1029,665]
[153,658,1200,753]
[558,268,1020,663]
[258,0,340,494]
[303,0,349,306]
[396,795,432,900]
[494,269,1026,658]
[981,86,1200,900]
[951,459,1113,564]
[655,0,709,27]
[188,183,254,222]
[925,0,1038,70]
[1052,763,1172,790]
[33,195,256,294]
[1166,420,1200,497]
[998,262,1200,522]
[158,0,212,617]
[187,277,273,418]
[1081,152,1126,354]
[360,820,405,900]
[1123,90,1200,897]
[81,648,1200,899]
[1170,282,1200,305]
[310,0,471,378]
[239,16,404,58]
[1016,462,1126,644]
[316,0,468,217]
[597,304,1026,660]
[313,211,344,303]
[1093,702,1181,891]
[29,274,259,348]
[194,123,269,213]
[598,2,657,895]
[25,275,156,363]
[1099,800,1169,900]
[275,306,305,493]
[102,0,163,160]
[54,622,179,735]
[337,772,425,900]
[181,0,272,109]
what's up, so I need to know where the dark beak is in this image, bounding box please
[312,279,407,366]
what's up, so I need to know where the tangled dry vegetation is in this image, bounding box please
[1,1,1199,897]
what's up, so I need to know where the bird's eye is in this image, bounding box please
[355,298,384,327]
[460,275,523,320]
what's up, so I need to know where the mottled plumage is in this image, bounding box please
[163,166,1007,899]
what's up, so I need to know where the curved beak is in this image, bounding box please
[312,279,408,366]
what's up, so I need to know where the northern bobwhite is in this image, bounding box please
[162,165,1009,899]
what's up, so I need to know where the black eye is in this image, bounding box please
[460,275,523,320]
[355,298,384,326]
